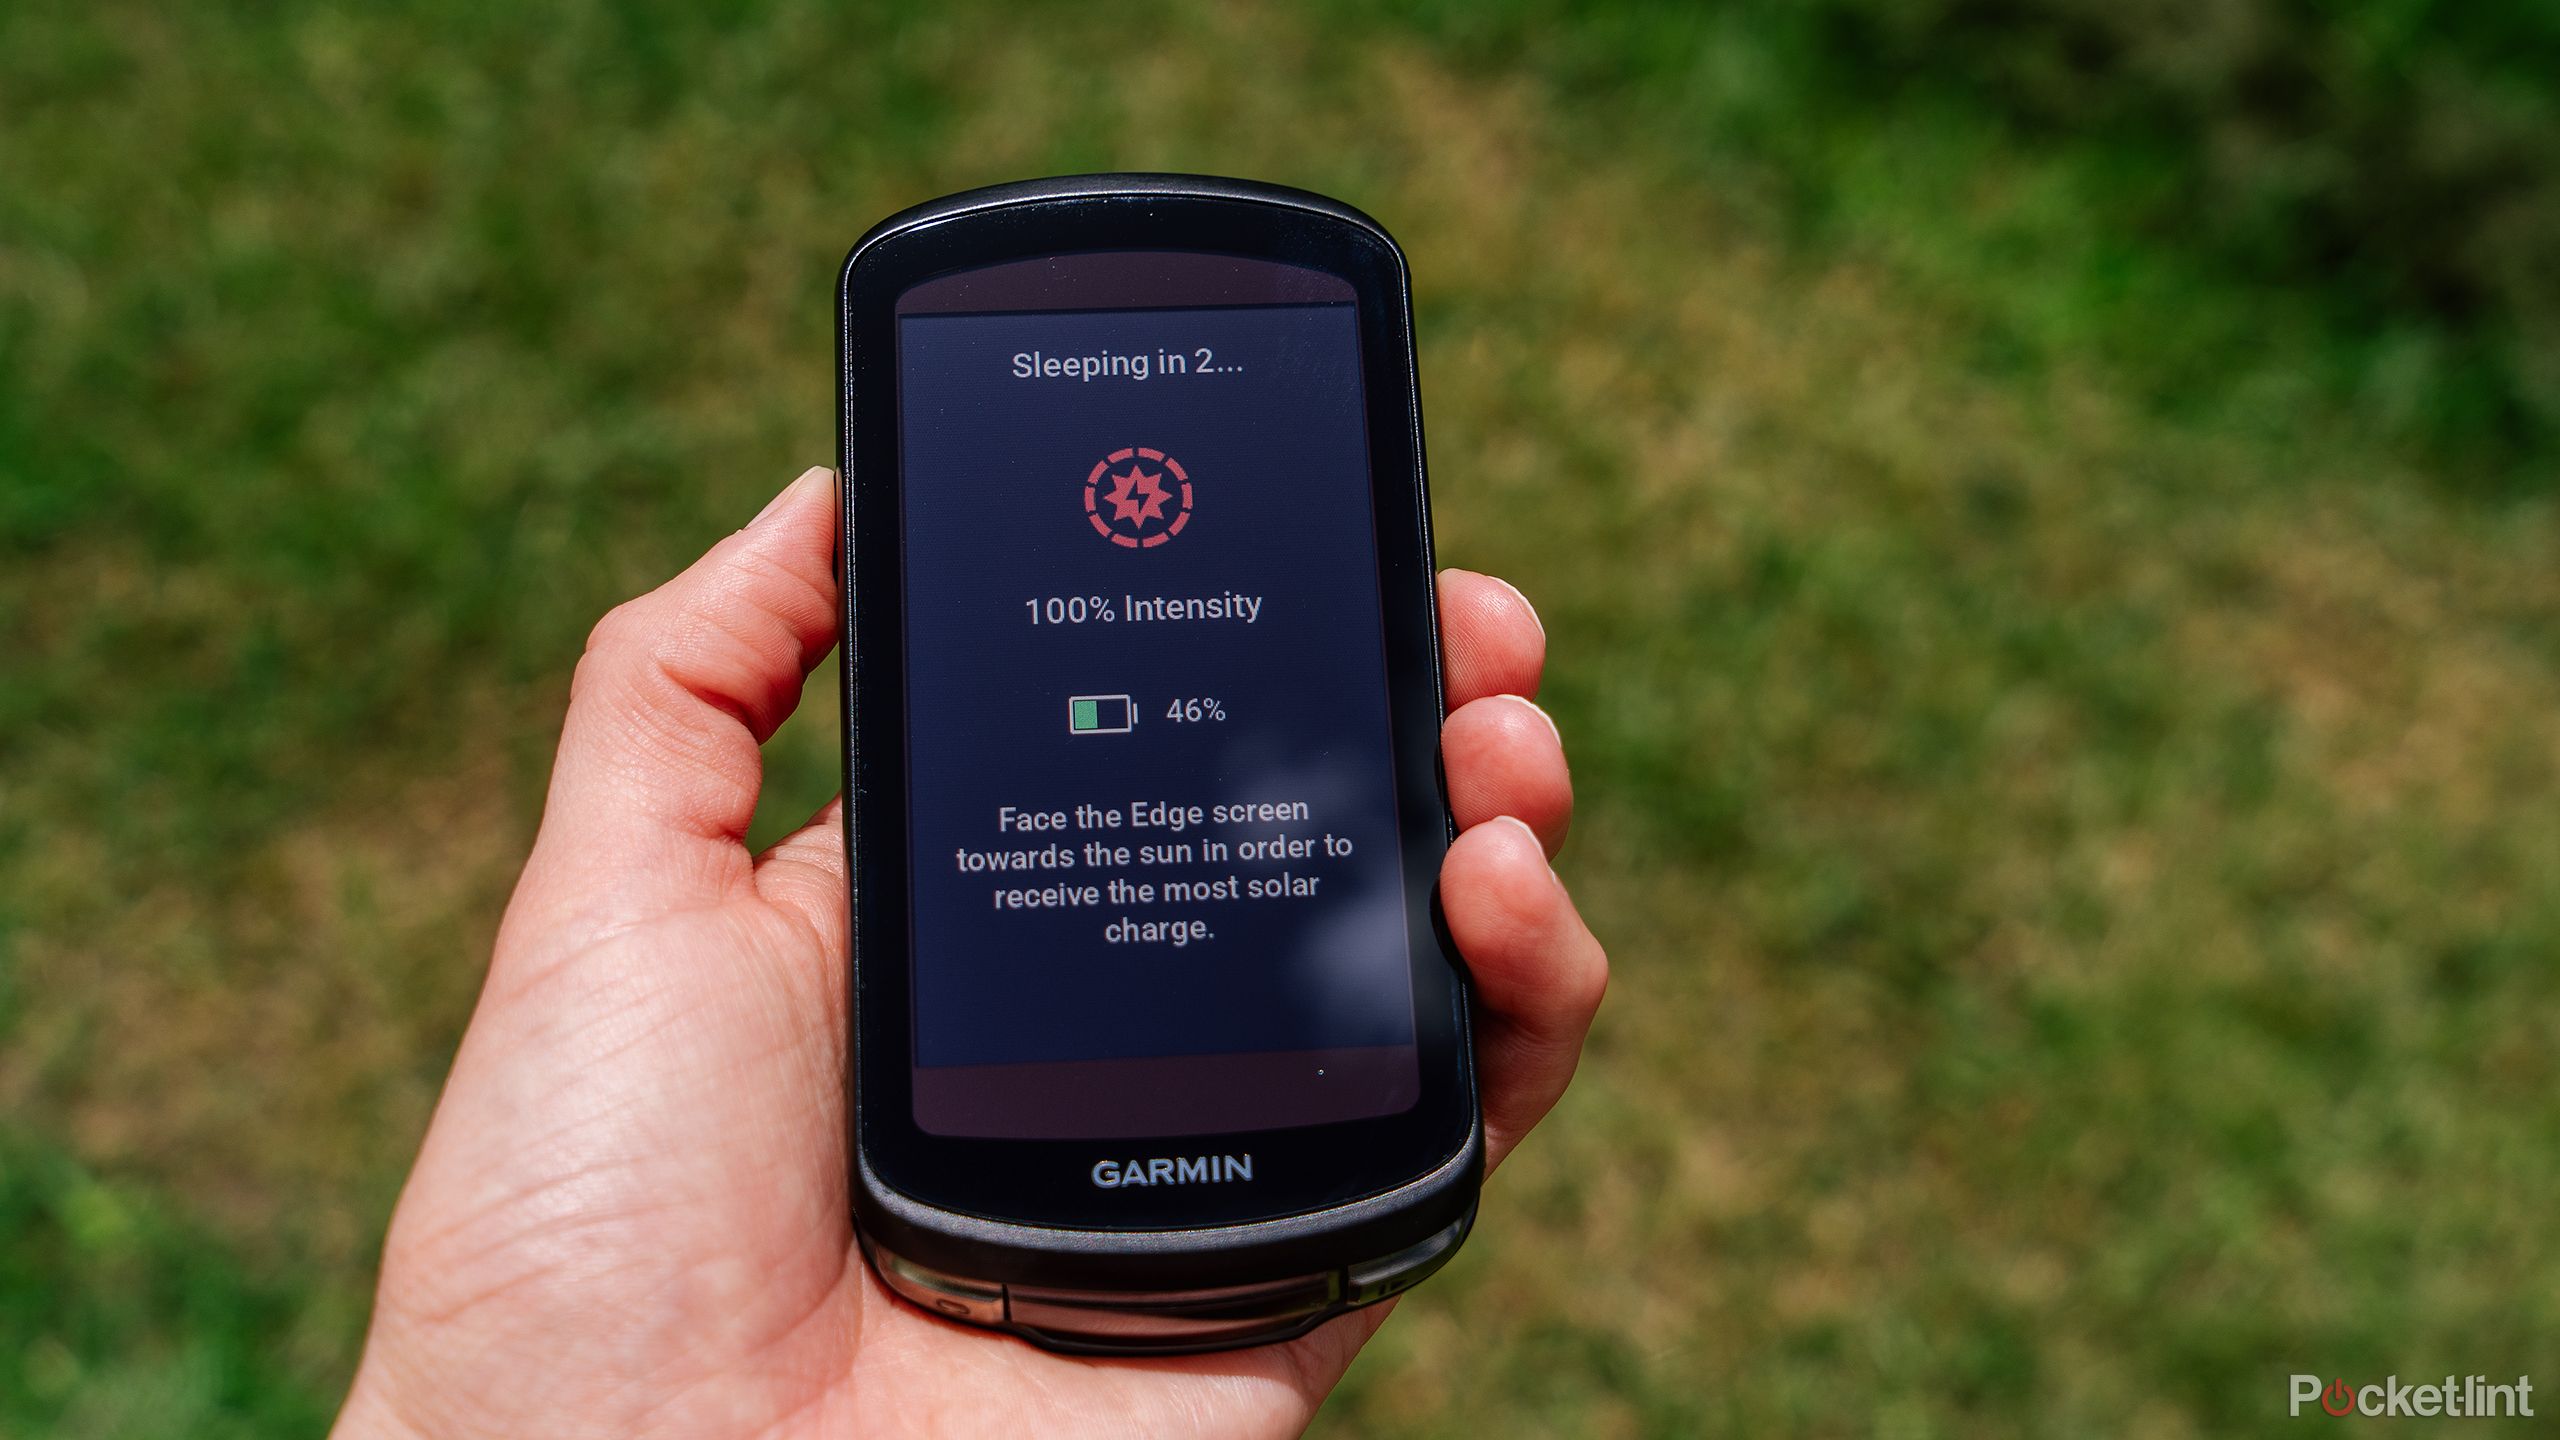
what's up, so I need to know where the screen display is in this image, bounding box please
[895,252,1420,1140]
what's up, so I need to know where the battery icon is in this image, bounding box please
[1067,694,1136,735]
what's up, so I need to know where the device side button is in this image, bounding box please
[872,1247,1008,1327]
[1344,1215,1470,1306]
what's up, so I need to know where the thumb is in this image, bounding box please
[510,466,840,945]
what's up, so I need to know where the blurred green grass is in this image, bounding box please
[4,2,2557,1435]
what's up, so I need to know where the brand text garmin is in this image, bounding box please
[1091,1155,1254,1187]
[2289,1374,2534,1419]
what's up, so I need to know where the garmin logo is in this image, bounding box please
[1091,1154,1254,1188]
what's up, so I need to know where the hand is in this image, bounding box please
[334,467,1607,1440]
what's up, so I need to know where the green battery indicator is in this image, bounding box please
[1067,693,1136,735]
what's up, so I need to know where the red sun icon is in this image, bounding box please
[1084,447,1194,548]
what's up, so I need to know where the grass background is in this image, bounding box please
[5,1,2558,1434]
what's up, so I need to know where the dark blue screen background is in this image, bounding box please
[898,302,1417,1069]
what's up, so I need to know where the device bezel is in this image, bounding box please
[838,177,1478,1265]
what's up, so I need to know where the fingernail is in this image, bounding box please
[1487,573,1545,642]
[1507,694,1564,753]
[753,466,834,526]
[1488,814,1565,887]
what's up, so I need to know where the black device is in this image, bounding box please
[836,174,1479,1354]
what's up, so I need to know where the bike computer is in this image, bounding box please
[838,174,1478,1354]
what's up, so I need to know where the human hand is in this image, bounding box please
[333,466,1607,1439]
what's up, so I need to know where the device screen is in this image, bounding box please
[893,251,1420,1141]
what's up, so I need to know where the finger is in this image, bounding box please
[520,467,839,917]
[1438,568,1544,710]
[754,794,848,963]
[1441,693,1571,856]
[1441,816,1607,1172]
